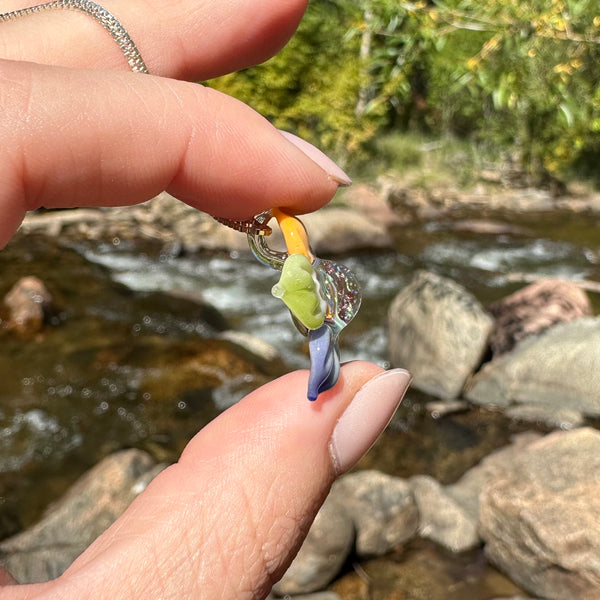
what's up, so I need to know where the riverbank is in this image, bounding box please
[16,176,600,256]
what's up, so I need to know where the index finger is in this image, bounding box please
[0,60,348,247]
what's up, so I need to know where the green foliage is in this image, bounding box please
[434,0,600,182]
[208,0,600,185]
[208,1,369,162]
[356,132,483,187]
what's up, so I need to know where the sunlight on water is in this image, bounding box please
[0,409,82,473]
[81,247,412,369]
[423,237,588,275]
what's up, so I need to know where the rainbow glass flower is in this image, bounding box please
[247,209,361,400]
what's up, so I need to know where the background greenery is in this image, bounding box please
[208,0,600,188]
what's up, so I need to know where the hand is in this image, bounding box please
[0,0,350,248]
[0,2,411,597]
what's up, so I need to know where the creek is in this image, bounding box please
[1,205,599,597]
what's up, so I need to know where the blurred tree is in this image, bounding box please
[208,1,365,162]
[208,0,600,185]
[430,0,600,185]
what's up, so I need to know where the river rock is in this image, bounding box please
[505,404,584,429]
[487,278,592,356]
[479,428,600,600]
[275,470,419,595]
[2,276,53,336]
[388,271,493,399]
[425,400,470,418]
[217,330,286,376]
[465,317,600,417]
[265,207,394,256]
[0,449,165,584]
[269,593,341,600]
[332,470,419,557]
[300,207,394,254]
[273,492,354,596]
[140,339,266,403]
[20,193,395,256]
[446,432,541,524]
[448,220,529,236]
[410,475,480,552]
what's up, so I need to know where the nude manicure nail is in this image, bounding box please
[278,130,352,187]
[329,369,411,475]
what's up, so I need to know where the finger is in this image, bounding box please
[0,0,308,80]
[0,60,348,248]
[5,364,409,599]
[0,567,16,586]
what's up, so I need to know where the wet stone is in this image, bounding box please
[480,428,600,600]
[487,278,592,357]
[388,270,493,400]
[410,474,480,553]
[0,449,165,583]
[2,276,53,336]
[331,539,527,600]
[217,330,286,376]
[332,470,419,558]
[273,492,354,596]
[425,400,470,418]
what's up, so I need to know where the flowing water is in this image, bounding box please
[1,206,599,595]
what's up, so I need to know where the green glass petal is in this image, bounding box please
[271,254,326,330]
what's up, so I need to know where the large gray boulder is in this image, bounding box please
[480,428,600,600]
[0,450,165,583]
[388,271,493,399]
[465,317,600,417]
[446,432,541,524]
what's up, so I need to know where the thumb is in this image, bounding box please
[5,363,410,599]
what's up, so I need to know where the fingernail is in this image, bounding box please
[278,130,352,187]
[329,369,411,475]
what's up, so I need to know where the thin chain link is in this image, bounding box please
[0,1,148,72]
[0,0,271,235]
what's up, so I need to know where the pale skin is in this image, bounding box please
[0,2,409,597]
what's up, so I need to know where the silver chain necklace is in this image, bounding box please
[0,1,148,72]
